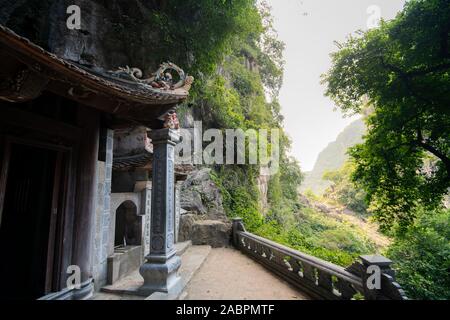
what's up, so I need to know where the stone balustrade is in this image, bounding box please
[232,218,407,300]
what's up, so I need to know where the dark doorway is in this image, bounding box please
[0,143,63,299]
[114,201,141,247]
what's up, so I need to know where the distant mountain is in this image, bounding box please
[300,118,366,194]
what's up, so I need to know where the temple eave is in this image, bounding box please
[0,25,190,127]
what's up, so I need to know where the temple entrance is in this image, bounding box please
[0,142,67,299]
[114,201,141,247]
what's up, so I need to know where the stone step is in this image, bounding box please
[175,240,192,256]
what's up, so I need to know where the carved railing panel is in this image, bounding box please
[232,218,407,300]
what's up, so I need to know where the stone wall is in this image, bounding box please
[113,127,152,157]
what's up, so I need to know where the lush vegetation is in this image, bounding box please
[323,0,450,232]
[387,209,450,300]
[255,206,379,267]
[323,0,450,299]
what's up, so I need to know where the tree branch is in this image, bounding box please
[415,129,450,180]
[379,57,436,107]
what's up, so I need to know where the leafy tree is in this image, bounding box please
[323,0,450,230]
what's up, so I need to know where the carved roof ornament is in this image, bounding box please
[163,110,180,130]
[112,62,194,92]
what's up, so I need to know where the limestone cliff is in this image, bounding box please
[0,0,167,70]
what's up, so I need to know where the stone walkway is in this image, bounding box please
[184,248,309,300]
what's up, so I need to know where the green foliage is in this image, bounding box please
[268,156,303,201]
[323,161,368,216]
[210,166,264,231]
[180,2,300,237]
[255,206,378,267]
[201,75,245,128]
[386,209,450,300]
[323,0,450,231]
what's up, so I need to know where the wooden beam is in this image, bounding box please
[0,106,81,141]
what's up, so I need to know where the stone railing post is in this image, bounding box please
[138,128,181,296]
[359,254,407,300]
[232,218,246,247]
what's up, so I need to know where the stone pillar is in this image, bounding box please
[359,254,406,300]
[232,218,246,247]
[139,129,181,296]
[72,106,100,298]
[174,180,183,243]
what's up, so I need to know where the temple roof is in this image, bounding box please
[113,151,153,170]
[113,149,193,180]
[0,25,193,127]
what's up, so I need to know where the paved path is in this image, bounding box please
[184,248,309,300]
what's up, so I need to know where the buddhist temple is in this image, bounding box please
[0,25,192,299]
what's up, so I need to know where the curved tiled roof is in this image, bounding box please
[113,152,153,170]
[113,149,194,179]
[0,24,192,106]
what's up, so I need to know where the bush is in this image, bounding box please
[386,209,450,300]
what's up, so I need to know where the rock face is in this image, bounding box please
[180,168,226,220]
[179,216,230,248]
[178,168,231,247]
[0,0,163,70]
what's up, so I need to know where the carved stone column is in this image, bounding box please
[139,129,181,296]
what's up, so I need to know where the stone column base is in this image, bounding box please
[138,254,182,296]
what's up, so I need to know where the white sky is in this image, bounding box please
[267,0,406,171]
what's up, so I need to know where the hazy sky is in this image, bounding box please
[267,0,406,171]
